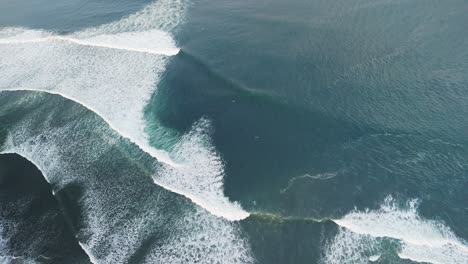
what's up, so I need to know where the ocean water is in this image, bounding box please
[0,0,467,263]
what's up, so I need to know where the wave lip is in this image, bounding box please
[0,28,180,56]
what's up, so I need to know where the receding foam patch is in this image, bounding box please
[323,196,468,264]
[0,0,249,221]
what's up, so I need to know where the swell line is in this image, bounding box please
[0,89,250,221]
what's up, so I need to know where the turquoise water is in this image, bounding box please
[1,0,467,263]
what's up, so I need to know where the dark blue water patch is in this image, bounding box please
[178,0,468,139]
[0,153,90,263]
[151,0,468,236]
[0,0,152,33]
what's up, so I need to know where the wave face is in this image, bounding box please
[0,0,248,221]
[323,196,468,264]
[0,92,254,263]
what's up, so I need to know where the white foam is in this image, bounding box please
[154,119,249,221]
[325,196,468,264]
[399,242,468,264]
[143,207,254,264]
[322,228,381,264]
[368,254,380,262]
[0,24,176,168]
[0,0,249,221]
[0,114,253,263]
[0,29,179,56]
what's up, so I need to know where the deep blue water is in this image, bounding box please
[0,0,467,263]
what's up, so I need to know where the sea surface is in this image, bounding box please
[0,0,467,263]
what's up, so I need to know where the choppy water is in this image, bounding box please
[1,0,467,263]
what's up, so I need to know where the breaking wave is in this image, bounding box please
[0,91,254,263]
[0,0,248,221]
[323,196,468,264]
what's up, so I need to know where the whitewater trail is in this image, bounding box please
[0,0,248,221]
[324,196,468,264]
[0,109,254,263]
